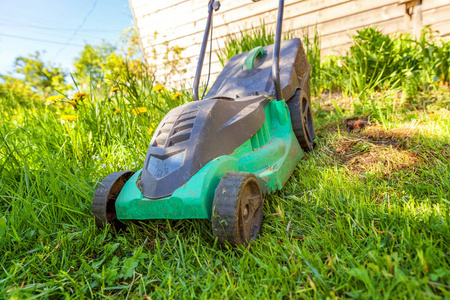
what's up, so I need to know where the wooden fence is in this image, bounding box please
[129,0,450,87]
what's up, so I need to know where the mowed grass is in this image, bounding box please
[1,80,449,299]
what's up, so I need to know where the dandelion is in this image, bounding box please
[114,108,121,114]
[61,115,77,121]
[45,95,64,103]
[152,84,164,92]
[132,107,148,115]
[73,92,88,101]
[148,121,157,135]
[172,92,183,99]
[69,100,77,107]
[57,105,64,109]
[109,87,119,93]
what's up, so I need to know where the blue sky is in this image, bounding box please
[0,0,134,75]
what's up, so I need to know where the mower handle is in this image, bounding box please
[272,0,284,101]
[193,0,284,101]
[192,0,220,101]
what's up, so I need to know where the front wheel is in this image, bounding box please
[92,171,135,228]
[211,172,264,246]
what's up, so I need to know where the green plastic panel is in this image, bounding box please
[242,46,264,70]
[116,99,304,220]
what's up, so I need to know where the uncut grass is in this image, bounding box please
[1,84,449,298]
[2,28,450,298]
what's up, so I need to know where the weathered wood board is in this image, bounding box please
[129,0,450,88]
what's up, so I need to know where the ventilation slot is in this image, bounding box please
[168,132,191,146]
[153,132,169,148]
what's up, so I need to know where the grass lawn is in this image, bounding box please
[1,26,450,299]
[1,82,449,298]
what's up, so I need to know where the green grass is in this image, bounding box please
[1,29,450,299]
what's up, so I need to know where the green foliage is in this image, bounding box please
[73,42,116,86]
[217,22,293,67]
[74,29,148,88]
[324,27,450,101]
[12,51,70,96]
[302,27,322,96]
[0,75,43,107]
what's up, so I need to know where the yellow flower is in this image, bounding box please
[132,107,148,115]
[73,92,88,101]
[45,95,64,103]
[110,87,119,93]
[61,115,77,121]
[152,84,164,92]
[114,108,121,114]
[57,105,64,109]
[172,92,183,99]
[148,121,157,135]
[69,100,77,107]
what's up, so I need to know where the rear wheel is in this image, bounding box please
[211,172,264,246]
[287,88,315,151]
[92,171,135,228]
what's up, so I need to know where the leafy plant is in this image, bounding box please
[217,22,293,66]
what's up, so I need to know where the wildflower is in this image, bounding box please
[132,107,148,115]
[172,92,183,99]
[152,84,164,92]
[337,59,343,68]
[61,115,77,121]
[148,121,157,135]
[57,105,64,109]
[45,95,64,103]
[73,92,88,101]
[69,100,77,107]
[114,108,121,114]
[110,87,119,93]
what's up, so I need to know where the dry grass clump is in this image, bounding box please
[345,148,418,175]
[324,123,422,177]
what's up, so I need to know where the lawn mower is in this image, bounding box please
[92,0,314,245]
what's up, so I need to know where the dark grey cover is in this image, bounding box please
[205,38,309,101]
[140,95,268,199]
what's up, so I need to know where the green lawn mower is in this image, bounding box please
[92,0,314,246]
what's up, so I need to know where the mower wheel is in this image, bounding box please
[92,171,135,228]
[287,88,315,151]
[211,172,264,246]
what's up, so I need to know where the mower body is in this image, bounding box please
[115,38,308,221]
[116,99,303,220]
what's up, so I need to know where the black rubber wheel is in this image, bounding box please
[92,171,135,228]
[287,88,315,151]
[211,172,264,246]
